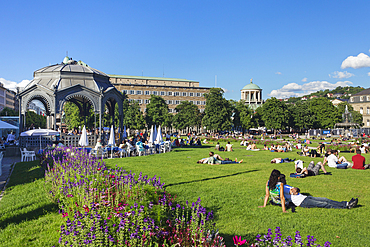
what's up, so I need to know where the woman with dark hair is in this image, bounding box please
[259,169,289,213]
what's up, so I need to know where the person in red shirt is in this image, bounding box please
[352,149,369,170]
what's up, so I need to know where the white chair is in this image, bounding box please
[136,144,145,156]
[119,148,127,158]
[0,144,5,150]
[126,145,135,157]
[22,148,36,161]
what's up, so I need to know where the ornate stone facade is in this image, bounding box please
[349,88,370,127]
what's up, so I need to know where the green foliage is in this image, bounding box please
[63,102,82,129]
[309,97,341,128]
[202,88,232,131]
[173,101,201,131]
[145,95,171,128]
[123,101,146,130]
[288,101,317,130]
[336,102,363,126]
[261,97,289,131]
[231,100,256,131]
[0,107,18,116]
[25,110,46,128]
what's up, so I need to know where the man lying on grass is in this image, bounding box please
[293,161,332,177]
[289,187,358,209]
[196,151,243,164]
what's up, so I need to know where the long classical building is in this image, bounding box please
[349,88,370,127]
[0,83,18,112]
[109,75,210,113]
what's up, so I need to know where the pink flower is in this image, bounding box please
[233,236,247,246]
[62,212,68,217]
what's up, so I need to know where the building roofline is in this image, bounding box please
[111,83,210,90]
[108,74,199,83]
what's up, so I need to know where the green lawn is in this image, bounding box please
[0,140,369,246]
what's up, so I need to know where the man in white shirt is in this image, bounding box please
[326,150,350,168]
[289,187,358,209]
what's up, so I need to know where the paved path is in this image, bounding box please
[0,156,21,201]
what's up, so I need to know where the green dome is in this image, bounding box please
[62,56,70,64]
[242,80,261,90]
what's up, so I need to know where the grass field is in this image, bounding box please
[0,139,369,246]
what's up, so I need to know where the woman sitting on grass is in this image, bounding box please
[196,151,243,164]
[259,169,290,213]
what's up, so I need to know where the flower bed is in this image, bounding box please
[44,147,330,246]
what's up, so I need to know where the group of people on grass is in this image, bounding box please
[259,169,359,212]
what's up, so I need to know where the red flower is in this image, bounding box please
[97,167,101,171]
[233,236,247,246]
[62,212,68,217]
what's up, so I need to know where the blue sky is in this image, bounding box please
[1,1,370,100]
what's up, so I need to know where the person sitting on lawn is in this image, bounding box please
[352,149,370,170]
[271,157,295,163]
[246,142,258,150]
[289,187,358,209]
[326,150,351,168]
[225,142,233,151]
[259,169,290,213]
[295,161,331,176]
[302,145,310,156]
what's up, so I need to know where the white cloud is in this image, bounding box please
[221,87,229,93]
[329,71,354,79]
[368,72,370,76]
[0,78,31,92]
[301,77,307,82]
[268,80,353,99]
[275,72,282,75]
[341,53,370,69]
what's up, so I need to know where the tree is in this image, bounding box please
[173,101,201,131]
[202,88,232,132]
[337,102,363,126]
[261,97,289,133]
[145,95,171,127]
[0,107,18,116]
[25,110,46,128]
[309,97,341,129]
[288,101,317,130]
[231,100,254,132]
[123,101,146,130]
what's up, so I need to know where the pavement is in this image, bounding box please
[0,156,21,201]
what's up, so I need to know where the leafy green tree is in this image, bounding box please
[288,101,317,130]
[202,88,232,132]
[25,110,46,128]
[231,100,254,131]
[173,101,201,131]
[0,107,18,116]
[261,97,289,133]
[309,97,341,129]
[145,95,171,127]
[63,102,82,129]
[123,101,146,130]
[337,102,363,126]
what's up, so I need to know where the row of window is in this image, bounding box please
[123,90,204,97]
[350,96,370,102]
[128,99,206,105]
[359,107,370,115]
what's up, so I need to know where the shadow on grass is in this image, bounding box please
[7,161,44,188]
[164,169,259,188]
[0,202,58,229]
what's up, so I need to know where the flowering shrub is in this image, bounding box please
[45,147,224,246]
[250,227,331,247]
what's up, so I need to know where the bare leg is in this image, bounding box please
[339,156,348,163]
[317,161,328,173]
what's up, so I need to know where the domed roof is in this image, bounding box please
[24,57,113,92]
[242,79,261,90]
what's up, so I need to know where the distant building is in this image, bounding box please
[327,93,333,98]
[28,101,45,115]
[240,79,263,110]
[0,83,18,112]
[331,98,346,106]
[333,93,343,98]
[309,95,318,99]
[109,75,209,113]
[349,88,370,127]
[301,96,307,100]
